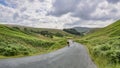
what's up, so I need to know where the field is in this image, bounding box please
[0,24,74,58]
[76,20,120,68]
[1,20,120,68]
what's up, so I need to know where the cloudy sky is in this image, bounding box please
[0,0,120,29]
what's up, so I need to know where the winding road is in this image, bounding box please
[0,41,97,68]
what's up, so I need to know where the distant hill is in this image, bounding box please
[73,27,93,33]
[63,27,96,36]
[74,27,93,32]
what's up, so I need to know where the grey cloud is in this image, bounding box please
[64,21,80,27]
[28,0,45,3]
[13,12,19,20]
[49,0,80,16]
[90,16,112,21]
[49,0,103,20]
[107,0,120,4]
[28,0,34,2]
[50,0,119,21]
[29,18,40,22]
[91,9,120,21]
[63,20,87,28]
[110,9,118,13]
[39,0,44,2]
[20,7,27,12]
[36,9,43,13]
[72,0,101,20]
[21,14,30,20]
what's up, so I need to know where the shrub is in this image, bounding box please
[92,39,120,64]
[106,50,120,63]
[55,32,64,37]
[0,42,31,56]
[23,39,54,47]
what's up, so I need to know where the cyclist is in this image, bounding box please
[67,41,70,47]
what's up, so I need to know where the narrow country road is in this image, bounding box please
[0,41,97,68]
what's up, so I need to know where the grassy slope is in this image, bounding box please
[77,20,120,68]
[0,24,72,58]
[84,20,120,38]
[5,24,74,37]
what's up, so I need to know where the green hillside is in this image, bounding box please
[77,20,120,68]
[84,20,120,39]
[0,24,72,58]
[5,24,73,37]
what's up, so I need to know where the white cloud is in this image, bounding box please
[0,4,15,23]
[91,1,120,20]
[0,0,120,29]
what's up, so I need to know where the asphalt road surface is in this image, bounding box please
[0,41,97,68]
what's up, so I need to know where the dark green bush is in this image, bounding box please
[0,42,31,56]
[106,50,120,63]
[92,39,120,64]
[100,44,111,51]
[55,32,64,37]
[23,39,54,47]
